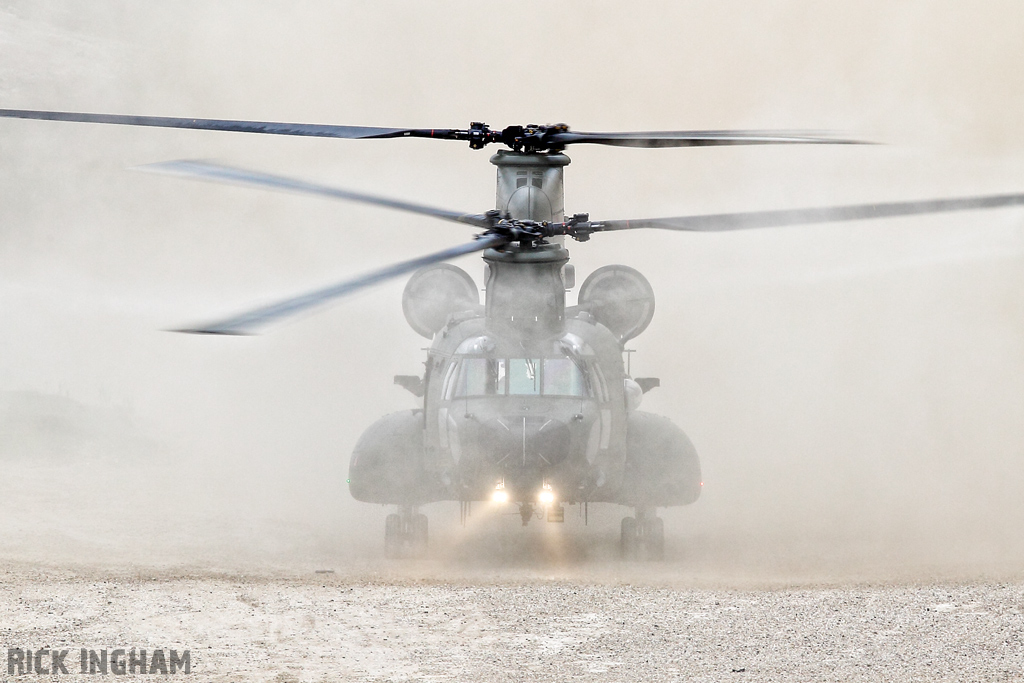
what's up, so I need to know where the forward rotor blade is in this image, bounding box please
[548,129,865,148]
[0,110,868,151]
[176,234,508,335]
[594,193,1024,233]
[139,160,492,228]
[0,108,454,141]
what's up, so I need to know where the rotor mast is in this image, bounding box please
[483,151,573,341]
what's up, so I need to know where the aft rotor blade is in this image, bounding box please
[548,129,865,148]
[0,108,457,141]
[175,234,507,335]
[594,193,1024,232]
[139,160,493,228]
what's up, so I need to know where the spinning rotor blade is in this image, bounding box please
[0,108,451,141]
[591,193,1024,233]
[548,129,863,148]
[139,160,493,228]
[176,234,508,335]
[0,109,866,152]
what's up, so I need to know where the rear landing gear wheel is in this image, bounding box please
[620,516,639,559]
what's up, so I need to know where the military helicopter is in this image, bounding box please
[4,109,1024,559]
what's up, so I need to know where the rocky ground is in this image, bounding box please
[2,561,1023,682]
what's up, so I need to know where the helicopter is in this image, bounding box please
[3,109,1024,559]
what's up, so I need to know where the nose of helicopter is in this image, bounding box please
[462,414,571,471]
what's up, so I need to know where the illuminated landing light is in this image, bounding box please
[538,482,555,506]
[492,481,508,504]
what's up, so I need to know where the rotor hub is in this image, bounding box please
[462,122,572,153]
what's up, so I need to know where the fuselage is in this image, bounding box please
[349,150,700,515]
[422,303,628,505]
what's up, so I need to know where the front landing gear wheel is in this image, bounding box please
[620,517,639,559]
[643,516,665,561]
[383,507,428,559]
[384,513,403,559]
[621,510,664,561]
[411,514,428,558]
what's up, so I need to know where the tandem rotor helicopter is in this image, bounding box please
[3,108,1024,559]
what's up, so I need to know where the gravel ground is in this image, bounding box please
[2,562,1023,683]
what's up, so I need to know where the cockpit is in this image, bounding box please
[442,334,607,401]
[450,357,589,398]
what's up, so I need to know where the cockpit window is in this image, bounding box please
[455,358,505,397]
[542,358,588,396]
[508,358,540,395]
[451,357,589,398]
[441,358,460,400]
[590,362,609,402]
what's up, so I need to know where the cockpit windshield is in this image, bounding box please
[456,358,504,397]
[542,358,588,396]
[449,356,589,398]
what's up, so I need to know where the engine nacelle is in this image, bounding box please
[577,265,655,342]
[402,264,480,338]
[348,410,442,505]
[618,411,701,507]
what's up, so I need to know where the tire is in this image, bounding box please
[411,514,428,558]
[644,516,665,561]
[384,513,403,559]
[620,517,639,560]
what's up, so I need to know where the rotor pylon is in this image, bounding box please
[490,151,570,245]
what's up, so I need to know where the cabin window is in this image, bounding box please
[532,177,543,188]
[516,177,528,188]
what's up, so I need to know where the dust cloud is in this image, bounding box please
[2,0,1024,586]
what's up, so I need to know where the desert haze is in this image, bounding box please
[1,2,1024,681]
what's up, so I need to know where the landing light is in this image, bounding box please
[538,482,555,506]
[492,481,508,504]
